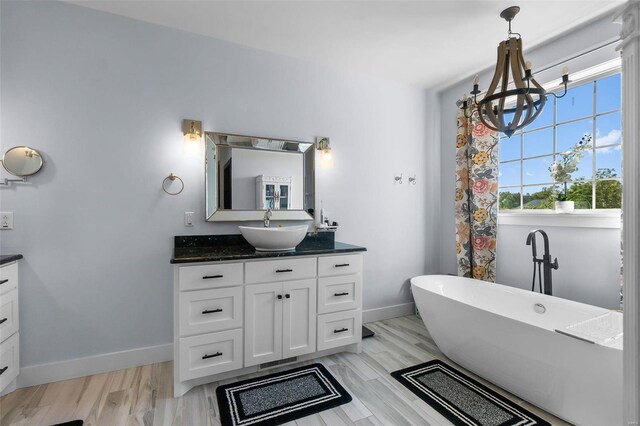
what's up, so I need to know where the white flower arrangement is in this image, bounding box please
[549,134,592,201]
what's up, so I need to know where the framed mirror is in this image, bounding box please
[205,132,315,221]
[1,146,44,177]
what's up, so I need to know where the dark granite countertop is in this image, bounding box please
[171,233,366,264]
[0,254,23,265]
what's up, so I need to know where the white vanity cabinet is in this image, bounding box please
[173,252,363,397]
[0,261,20,396]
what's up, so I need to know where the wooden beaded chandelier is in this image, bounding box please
[460,6,569,137]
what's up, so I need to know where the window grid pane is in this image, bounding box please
[497,73,622,210]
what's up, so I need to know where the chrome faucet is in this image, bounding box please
[263,208,272,228]
[526,229,559,296]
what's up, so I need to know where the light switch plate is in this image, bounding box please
[1,212,13,230]
[184,212,194,227]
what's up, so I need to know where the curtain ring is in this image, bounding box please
[162,173,184,195]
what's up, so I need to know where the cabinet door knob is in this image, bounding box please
[275,269,293,273]
[0,366,8,376]
[202,352,223,360]
[0,318,7,326]
[334,328,349,333]
[202,275,224,280]
[202,308,223,315]
[277,294,283,300]
[0,279,8,285]
[334,292,349,297]
[285,294,290,299]
[335,264,350,268]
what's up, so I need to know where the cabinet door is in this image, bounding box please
[279,185,289,209]
[245,282,283,367]
[283,279,316,358]
[265,184,276,210]
[0,332,19,393]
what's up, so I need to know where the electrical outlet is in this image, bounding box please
[0,212,13,230]
[184,212,194,227]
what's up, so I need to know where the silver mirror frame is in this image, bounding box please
[205,132,315,222]
[1,146,44,177]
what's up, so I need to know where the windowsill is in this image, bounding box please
[498,210,621,229]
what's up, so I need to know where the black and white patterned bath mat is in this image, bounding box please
[216,363,352,426]
[391,360,551,426]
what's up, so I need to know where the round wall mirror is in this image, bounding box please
[1,146,44,177]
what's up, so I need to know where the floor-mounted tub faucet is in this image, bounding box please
[526,229,559,296]
[264,208,272,228]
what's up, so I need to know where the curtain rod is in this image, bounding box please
[532,37,621,75]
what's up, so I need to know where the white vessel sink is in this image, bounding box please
[238,225,308,251]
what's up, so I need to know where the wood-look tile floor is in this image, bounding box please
[0,316,569,426]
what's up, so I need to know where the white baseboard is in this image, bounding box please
[17,343,173,388]
[16,303,415,389]
[363,302,416,323]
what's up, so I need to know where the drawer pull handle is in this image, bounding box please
[335,263,350,268]
[202,352,223,360]
[202,308,223,315]
[276,269,293,273]
[285,294,290,299]
[202,275,224,280]
[334,292,349,297]
[0,279,8,285]
[277,294,283,300]
[0,366,7,376]
[334,328,349,334]
[0,318,6,326]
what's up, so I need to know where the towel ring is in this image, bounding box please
[162,173,184,195]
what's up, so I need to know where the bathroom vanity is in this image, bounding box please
[171,234,365,397]
[0,255,22,396]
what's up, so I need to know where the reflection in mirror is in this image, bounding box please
[1,146,44,177]
[205,133,315,221]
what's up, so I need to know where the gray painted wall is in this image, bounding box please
[438,15,622,309]
[0,1,440,367]
[497,225,621,309]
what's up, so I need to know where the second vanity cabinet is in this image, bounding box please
[0,260,20,396]
[173,252,363,397]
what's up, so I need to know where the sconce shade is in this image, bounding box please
[316,137,333,168]
[182,119,202,140]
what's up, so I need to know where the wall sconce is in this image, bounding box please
[316,137,333,168]
[182,119,202,155]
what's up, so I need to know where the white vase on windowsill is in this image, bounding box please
[555,201,575,214]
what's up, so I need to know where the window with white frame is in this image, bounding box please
[498,71,622,211]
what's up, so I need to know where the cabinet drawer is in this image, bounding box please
[179,329,243,381]
[0,263,18,296]
[179,287,242,337]
[0,288,18,343]
[318,254,362,277]
[317,310,362,351]
[178,263,243,291]
[318,275,362,314]
[0,332,19,393]
[245,258,317,284]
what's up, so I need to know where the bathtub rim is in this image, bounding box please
[410,274,623,351]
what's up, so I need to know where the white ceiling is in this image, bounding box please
[67,0,624,89]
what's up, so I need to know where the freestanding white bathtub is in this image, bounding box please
[411,274,622,426]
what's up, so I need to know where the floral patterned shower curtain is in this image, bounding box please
[455,109,499,282]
